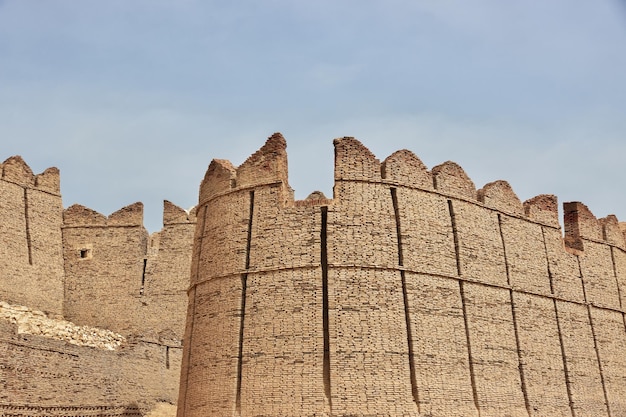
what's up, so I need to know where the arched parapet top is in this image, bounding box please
[1,156,61,194]
[334,137,381,181]
[600,215,626,249]
[295,191,333,207]
[108,202,144,226]
[199,133,290,204]
[382,149,432,190]
[163,200,195,225]
[1,155,35,187]
[564,201,602,251]
[523,194,559,227]
[478,180,524,216]
[431,161,477,200]
[188,205,197,222]
[199,159,236,203]
[63,204,107,227]
[237,132,288,189]
[34,167,61,194]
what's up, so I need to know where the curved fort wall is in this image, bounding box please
[179,134,626,417]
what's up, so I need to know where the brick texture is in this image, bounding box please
[180,135,626,417]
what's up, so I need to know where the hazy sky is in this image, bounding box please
[1,1,625,232]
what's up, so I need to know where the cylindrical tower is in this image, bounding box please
[178,134,626,417]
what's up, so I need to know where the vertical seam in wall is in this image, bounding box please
[236,190,254,414]
[193,205,209,283]
[609,247,623,310]
[608,247,626,334]
[497,214,511,286]
[579,257,612,417]
[498,214,531,416]
[447,200,462,277]
[321,206,332,412]
[542,227,576,417]
[459,280,481,416]
[181,285,197,416]
[140,258,147,295]
[24,188,33,265]
[391,188,420,410]
[165,346,170,370]
[509,290,532,417]
[541,228,556,296]
[553,298,576,417]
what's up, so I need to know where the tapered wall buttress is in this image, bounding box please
[179,134,626,417]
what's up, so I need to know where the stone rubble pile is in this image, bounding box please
[0,300,126,350]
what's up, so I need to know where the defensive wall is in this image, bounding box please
[0,156,195,415]
[178,134,626,417]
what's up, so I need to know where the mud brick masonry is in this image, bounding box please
[2,133,626,417]
[0,155,194,416]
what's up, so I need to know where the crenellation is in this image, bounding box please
[333,136,381,182]
[108,202,145,226]
[199,158,236,203]
[236,132,289,190]
[431,160,477,201]
[381,149,432,190]
[2,132,626,417]
[1,155,35,187]
[163,200,193,225]
[599,215,626,249]
[523,194,560,227]
[63,204,107,227]
[564,201,603,251]
[477,180,524,216]
[34,167,61,195]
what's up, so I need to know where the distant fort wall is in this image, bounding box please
[0,156,64,315]
[178,134,626,417]
[0,155,195,415]
[62,200,195,339]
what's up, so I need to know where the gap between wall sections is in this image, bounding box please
[320,206,332,412]
[390,187,420,411]
[236,191,255,414]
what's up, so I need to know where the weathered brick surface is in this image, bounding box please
[3,134,626,417]
[405,273,477,417]
[179,135,626,417]
[1,156,194,415]
[0,157,64,315]
[0,316,180,415]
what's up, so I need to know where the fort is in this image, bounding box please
[0,155,194,416]
[2,134,626,417]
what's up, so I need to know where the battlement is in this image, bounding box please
[199,132,290,204]
[1,155,60,195]
[199,134,626,252]
[182,134,626,417]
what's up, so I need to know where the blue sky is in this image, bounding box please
[1,0,625,232]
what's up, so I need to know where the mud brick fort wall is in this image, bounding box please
[179,134,626,417]
[0,156,194,416]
